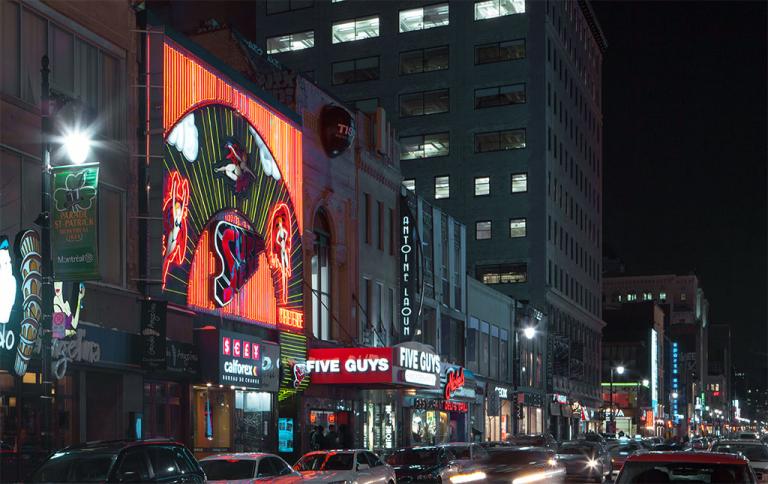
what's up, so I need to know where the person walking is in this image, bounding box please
[310,425,324,451]
[325,424,340,450]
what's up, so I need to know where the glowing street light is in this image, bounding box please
[62,128,92,165]
[672,391,679,399]
[642,378,650,387]
[523,326,536,340]
[616,366,625,375]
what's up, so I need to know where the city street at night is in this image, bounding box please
[0,0,765,483]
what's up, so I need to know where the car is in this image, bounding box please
[556,440,612,483]
[609,441,645,478]
[478,441,513,449]
[462,446,565,483]
[711,440,768,482]
[437,442,489,468]
[615,451,757,483]
[736,432,762,440]
[295,449,396,484]
[651,442,687,451]
[385,446,462,483]
[29,439,205,483]
[200,453,302,483]
[506,433,558,450]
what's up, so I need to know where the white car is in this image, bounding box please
[200,452,303,483]
[295,449,397,484]
[711,440,768,482]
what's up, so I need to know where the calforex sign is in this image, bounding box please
[397,344,440,387]
[399,191,419,342]
[219,330,280,390]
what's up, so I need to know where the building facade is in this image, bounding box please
[243,0,608,429]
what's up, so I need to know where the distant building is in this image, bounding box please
[604,274,710,437]
[602,301,665,437]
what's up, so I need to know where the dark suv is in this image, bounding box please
[30,439,205,483]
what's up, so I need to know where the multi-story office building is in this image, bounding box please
[240,0,608,421]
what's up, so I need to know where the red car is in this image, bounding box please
[609,441,645,478]
[615,451,757,483]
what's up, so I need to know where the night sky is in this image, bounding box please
[593,1,767,378]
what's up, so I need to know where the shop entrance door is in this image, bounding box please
[310,409,351,449]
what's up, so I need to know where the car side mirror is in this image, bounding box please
[117,471,141,482]
[357,463,369,471]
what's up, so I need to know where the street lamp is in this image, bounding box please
[610,365,627,432]
[642,378,650,387]
[523,326,536,340]
[62,128,92,165]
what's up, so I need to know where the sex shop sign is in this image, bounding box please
[197,328,280,391]
[156,36,304,335]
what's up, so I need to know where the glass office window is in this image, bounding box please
[332,16,380,43]
[434,176,450,199]
[266,30,315,54]
[511,173,528,193]
[400,133,450,160]
[399,4,449,32]
[474,0,525,20]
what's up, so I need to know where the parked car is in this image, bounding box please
[556,440,612,483]
[29,439,205,483]
[295,449,396,484]
[437,442,489,468]
[616,451,757,483]
[737,432,762,440]
[478,441,513,449]
[609,441,645,478]
[385,446,461,483]
[651,442,687,451]
[506,433,558,450]
[200,453,302,483]
[466,446,565,483]
[711,440,768,482]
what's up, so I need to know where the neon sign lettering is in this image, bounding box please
[306,357,390,374]
[444,367,465,400]
[212,220,265,307]
[400,214,412,338]
[398,346,440,374]
[161,171,189,289]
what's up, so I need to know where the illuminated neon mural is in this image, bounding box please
[161,39,303,332]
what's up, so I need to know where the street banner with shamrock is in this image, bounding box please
[51,163,100,280]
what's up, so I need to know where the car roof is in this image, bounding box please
[62,439,182,452]
[626,452,749,464]
[200,453,275,461]
[714,440,766,446]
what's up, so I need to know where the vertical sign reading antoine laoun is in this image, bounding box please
[51,163,100,280]
[399,191,419,342]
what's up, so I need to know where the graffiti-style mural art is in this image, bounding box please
[161,40,303,333]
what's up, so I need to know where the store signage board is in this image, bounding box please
[444,367,465,400]
[414,398,468,413]
[494,386,511,399]
[397,344,440,387]
[219,330,280,390]
[306,347,393,385]
[398,192,419,342]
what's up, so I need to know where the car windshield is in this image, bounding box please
[387,448,440,466]
[446,446,471,459]
[30,450,117,483]
[611,444,640,455]
[486,449,550,465]
[714,444,768,462]
[617,462,753,483]
[558,444,596,455]
[201,460,257,480]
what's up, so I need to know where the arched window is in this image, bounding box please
[312,210,332,340]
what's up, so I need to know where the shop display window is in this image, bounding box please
[234,390,272,452]
[411,409,451,445]
[363,402,396,452]
[194,388,232,454]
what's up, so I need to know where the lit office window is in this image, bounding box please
[659,292,667,301]
[642,292,653,301]
[403,179,416,192]
[475,39,525,64]
[399,3,449,32]
[475,84,526,108]
[477,263,527,284]
[474,177,490,196]
[474,0,525,20]
[332,56,379,85]
[266,30,315,54]
[399,89,449,117]
[400,132,450,160]
[474,128,525,152]
[511,173,528,193]
[509,218,526,238]
[680,292,687,301]
[434,176,450,199]
[332,16,380,44]
[476,221,492,240]
[399,45,449,75]
[627,293,638,301]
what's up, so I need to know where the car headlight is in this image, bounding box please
[449,471,486,483]
[587,459,598,468]
[547,458,557,466]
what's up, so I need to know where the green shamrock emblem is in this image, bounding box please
[53,171,96,212]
